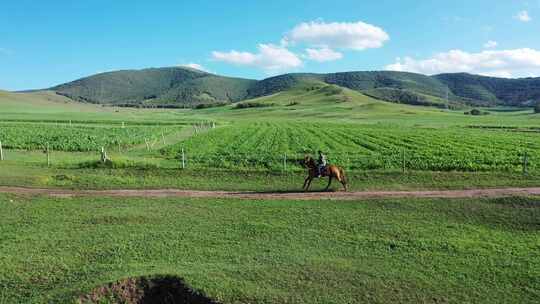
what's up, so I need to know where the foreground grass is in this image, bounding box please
[1,163,540,192]
[0,194,538,303]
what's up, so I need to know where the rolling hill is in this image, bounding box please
[247,71,459,108]
[0,90,104,113]
[50,67,256,107]
[435,73,540,106]
[15,67,540,108]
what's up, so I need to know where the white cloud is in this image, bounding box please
[483,40,498,49]
[385,48,540,78]
[212,44,302,72]
[515,10,532,22]
[210,20,389,71]
[304,47,343,62]
[180,63,210,73]
[285,20,389,50]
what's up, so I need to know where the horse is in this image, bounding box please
[302,155,348,192]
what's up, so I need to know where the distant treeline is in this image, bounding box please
[233,102,276,109]
[112,103,189,109]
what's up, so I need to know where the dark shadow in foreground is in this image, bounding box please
[78,275,220,304]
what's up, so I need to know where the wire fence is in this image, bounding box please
[0,140,535,174]
[170,150,535,174]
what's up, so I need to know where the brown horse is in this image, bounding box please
[302,156,348,192]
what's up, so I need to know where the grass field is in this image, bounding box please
[3,164,540,192]
[0,194,538,303]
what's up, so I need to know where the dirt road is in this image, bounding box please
[1,186,540,200]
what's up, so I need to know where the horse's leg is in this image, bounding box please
[306,178,313,191]
[325,176,333,191]
[340,178,347,191]
[338,170,348,192]
[302,176,310,190]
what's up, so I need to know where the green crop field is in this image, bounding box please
[0,122,184,151]
[161,122,540,172]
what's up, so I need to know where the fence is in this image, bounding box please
[0,142,535,174]
[169,150,535,174]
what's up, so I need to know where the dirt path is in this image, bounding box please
[1,186,540,200]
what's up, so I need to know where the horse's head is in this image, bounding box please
[303,155,316,168]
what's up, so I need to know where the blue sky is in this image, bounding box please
[1,0,539,90]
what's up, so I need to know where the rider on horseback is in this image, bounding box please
[317,150,327,178]
[303,152,347,192]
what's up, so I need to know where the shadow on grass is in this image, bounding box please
[238,188,343,194]
[78,275,219,304]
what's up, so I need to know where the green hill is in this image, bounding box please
[434,73,540,106]
[324,71,449,97]
[246,73,324,97]
[156,74,257,106]
[27,67,540,108]
[245,71,540,108]
[196,79,446,123]
[50,67,256,107]
[0,90,104,113]
[322,71,462,108]
[246,71,462,108]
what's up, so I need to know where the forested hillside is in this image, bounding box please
[35,67,540,108]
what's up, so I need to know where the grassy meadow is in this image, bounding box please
[1,194,539,303]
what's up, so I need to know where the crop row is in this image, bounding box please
[162,122,540,171]
[0,123,183,151]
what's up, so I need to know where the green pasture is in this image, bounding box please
[2,163,540,192]
[0,194,538,303]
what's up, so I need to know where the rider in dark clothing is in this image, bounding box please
[317,150,327,178]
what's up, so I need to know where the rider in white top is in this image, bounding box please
[317,150,327,178]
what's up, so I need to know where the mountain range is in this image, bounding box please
[36,67,540,108]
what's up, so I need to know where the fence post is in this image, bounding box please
[145,138,150,151]
[523,151,529,175]
[0,140,3,161]
[283,153,287,173]
[401,149,406,173]
[46,142,50,167]
[181,148,186,169]
[162,132,166,145]
[100,147,109,163]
